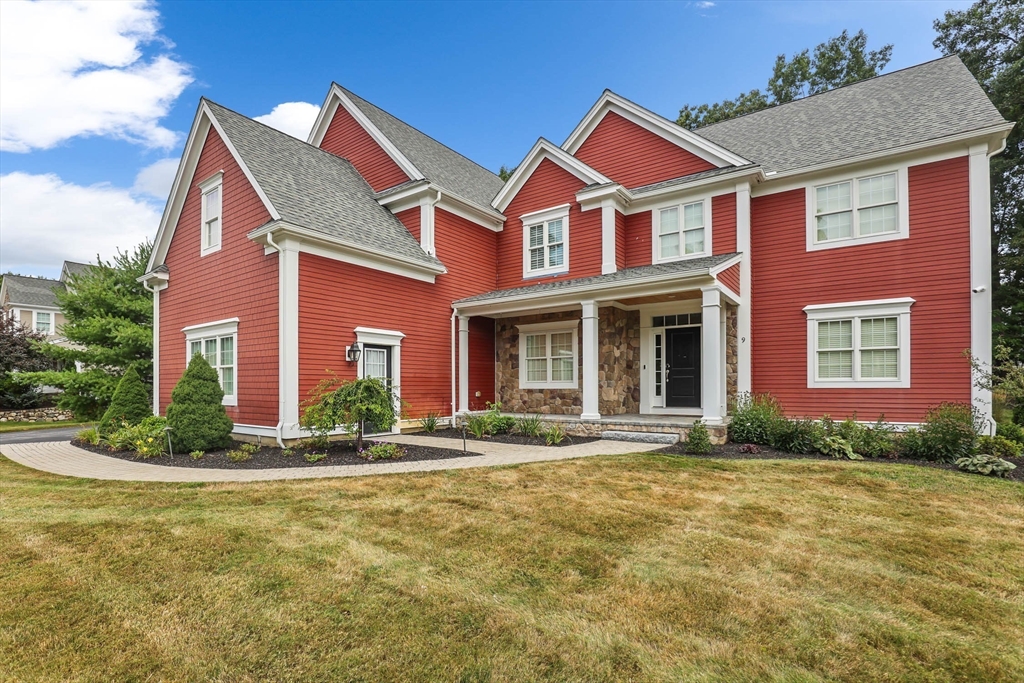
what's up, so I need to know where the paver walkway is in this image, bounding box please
[0,434,662,483]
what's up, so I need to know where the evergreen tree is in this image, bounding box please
[166,354,234,452]
[934,0,1023,362]
[98,365,151,435]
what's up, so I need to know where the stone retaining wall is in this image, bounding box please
[0,407,76,423]
[537,415,728,444]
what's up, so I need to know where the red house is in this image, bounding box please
[142,56,1013,444]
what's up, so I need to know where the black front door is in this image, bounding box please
[665,327,700,408]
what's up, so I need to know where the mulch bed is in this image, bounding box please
[70,438,479,470]
[655,441,1024,481]
[415,428,601,448]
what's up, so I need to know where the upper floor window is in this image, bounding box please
[804,298,913,389]
[199,172,223,256]
[34,311,52,334]
[654,198,710,262]
[521,205,570,277]
[808,169,908,251]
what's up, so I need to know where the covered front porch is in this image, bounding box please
[453,255,748,433]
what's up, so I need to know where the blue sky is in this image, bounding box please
[0,0,969,277]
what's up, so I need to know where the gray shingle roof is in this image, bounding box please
[630,164,761,195]
[205,100,442,271]
[61,261,95,281]
[696,56,1008,174]
[338,86,505,209]
[2,274,64,308]
[455,253,739,305]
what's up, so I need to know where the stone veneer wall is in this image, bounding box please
[495,307,641,415]
[726,304,738,413]
[0,407,76,423]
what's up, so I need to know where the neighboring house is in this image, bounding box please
[141,56,1013,443]
[1,261,94,340]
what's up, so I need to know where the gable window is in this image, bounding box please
[183,317,238,405]
[199,172,223,256]
[804,298,913,389]
[517,321,578,389]
[653,199,710,262]
[34,311,52,334]
[521,205,570,277]
[808,169,908,250]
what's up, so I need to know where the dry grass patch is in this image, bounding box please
[1,453,1022,682]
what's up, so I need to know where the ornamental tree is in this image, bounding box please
[166,354,234,453]
[98,364,151,436]
[301,375,397,452]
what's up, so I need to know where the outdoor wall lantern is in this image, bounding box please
[346,342,362,364]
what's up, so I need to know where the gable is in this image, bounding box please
[575,111,717,189]
[320,102,411,192]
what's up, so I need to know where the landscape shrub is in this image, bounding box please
[361,442,405,460]
[165,355,234,453]
[977,435,1022,460]
[818,435,862,460]
[105,416,167,458]
[898,428,928,459]
[769,418,818,454]
[466,414,490,439]
[226,448,251,463]
[515,414,543,437]
[543,423,566,446]
[305,452,327,463]
[485,402,516,434]
[299,435,330,452]
[729,393,784,444]
[76,427,100,446]
[996,420,1024,445]
[189,450,203,460]
[420,411,440,433]
[853,418,899,458]
[917,402,979,463]
[955,454,1017,478]
[685,420,713,455]
[301,374,395,452]
[98,365,151,436]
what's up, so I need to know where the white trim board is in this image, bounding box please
[493,138,611,212]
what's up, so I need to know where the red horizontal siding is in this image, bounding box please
[624,211,652,268]
[159,128,279,426]
[319,104,409,192]
[575,111,716,189]
[750,156,972,422]
[717,263,740,295]
[496,158,601,289]
[396,207,420,241]
[713,192,737,255]
[298,207,497,417]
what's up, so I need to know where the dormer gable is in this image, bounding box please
[493,138,613,213]
[562,90,748,188]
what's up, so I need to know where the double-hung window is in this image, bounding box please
[809,169,907,249]
[517,322,578,389]
[804,298,913,388]
[199,172,223,255]
[183,318,239,405]
[522,205,569,277]
[34,311,52,334]
[655,199,709,262]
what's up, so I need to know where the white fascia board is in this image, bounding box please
[148,101,280,272]
[708,253,744,276]
[308,84,423,182]
[249,222,446,283]
[803,297,915,320]
[561,91,749,167]
[492,138,611,212]
[454,272,717,317]
[626,166,765,211]
[576,184,631,212]
[378,182,505,231]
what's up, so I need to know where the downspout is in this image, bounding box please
[264,230,287,448]
[450,309,457,428]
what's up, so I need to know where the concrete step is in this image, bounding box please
[601,430,679,444]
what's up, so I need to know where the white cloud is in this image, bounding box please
[254,102,321,140]
[0,172,160,275]
[0,0,193,152]
[133,158,179,200]
[696,1,716,7]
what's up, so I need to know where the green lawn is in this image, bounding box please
[1,453,1022,682]
[0,420,90,433]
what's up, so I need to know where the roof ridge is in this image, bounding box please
[698,55,964,131]
[334,84,502,181]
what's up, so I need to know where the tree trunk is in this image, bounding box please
[356,420,363,452]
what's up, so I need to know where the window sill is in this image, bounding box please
[654,252,709,265]
[222,396,238,407]
[523,268,569,280]
[807,229,907,252]
[807,379,909,389]
[200,244,222,257]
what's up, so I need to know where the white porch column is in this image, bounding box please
[735,181,752,395]
[458,315,470,414]
[601,200,617,275]
[969,143,994,430]
[701,287,724,425]
[581,299,601,420]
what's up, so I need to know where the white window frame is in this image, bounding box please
[199,171,224,256]
[804,298,914,389]
[517,320,579,389]
[183,317,239,405]
[521,204,570,278]
[33,310,54,335]
[651,196,712,263]
[806,167,909,251]
[351,326,404,433]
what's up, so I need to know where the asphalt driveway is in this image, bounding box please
[0,426,82,445]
